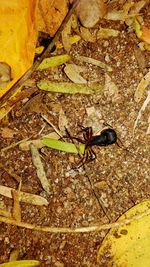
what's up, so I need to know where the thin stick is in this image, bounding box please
[0,207,149,233]
[0,0,80,107]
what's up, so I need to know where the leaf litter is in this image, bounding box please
[0,0,150,266]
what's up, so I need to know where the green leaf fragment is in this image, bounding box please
[37,81,103,94]
[0,260,40,267]
[38,54,70,70]
[42,138,85,155]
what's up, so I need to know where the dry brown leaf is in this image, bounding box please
[76,55,112,72]
[80,27,96,42]
[64,64,87,83]
[37,0,68,36]
[0,127,17,138]
[76,0,106,28]
[134,45,147,72]
[104,73,118,100]
[133,89,150,133]
[30,143,52,195]
[61,16,72,52]
[134,70,150,102]
[97,28,120,39]
[0,185,48,206]
[58,108,68,135]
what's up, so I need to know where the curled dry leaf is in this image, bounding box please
[97,28,120,39]
[30,143,52,195]
[61,15,73,52]
[80,27,96,42]
[76,55,112,72]
[0,62,11,89]
[105,0,146,22]
[0,185,48,206]
[58,108,68,134]
[76,0,106,28]
[134,70,150,102]
[104,73,118,100]
[134,45,147,72]
[64,64,87,84]
[0,127,17,138]
[133,89,150,133]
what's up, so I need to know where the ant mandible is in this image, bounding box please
[65,126,117,166]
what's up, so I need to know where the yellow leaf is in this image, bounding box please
[0,260,40,267]
[0,0,38,99]
[97,200,150,267]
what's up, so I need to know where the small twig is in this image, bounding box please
[41,114,64,139]
[1,137,30,152]
[0,206,149,233]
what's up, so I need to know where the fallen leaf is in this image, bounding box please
[58,108,68,134]
[80,27,96,42]
[42,138,85,154]
[0,185,48,206]
[97,200,150,267]
[97,28,120,39]
[37,0,68,36]
[38,54,70,70]
[76,55,112,72]
[134,45,147,72]
[19,132,60,151]
[0,260,40,267]
[0,127,17,138]
[0,62,11,89]
[141,26,150,44]
[76,0,106,28]
[61,15,73,52]
[64,64,87,84]
[133,89,150,133]
[30,144,52,195]
[134,69,150,102]
[104,73,118,99]
[9,249,19,262]
[37,81,103,94]
[0,1,38,99]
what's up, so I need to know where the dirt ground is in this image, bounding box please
[0,2,150,267]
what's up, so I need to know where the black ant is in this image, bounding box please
[65,127,117,166]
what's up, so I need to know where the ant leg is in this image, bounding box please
[87,148,96,162]
[64,128,85,144]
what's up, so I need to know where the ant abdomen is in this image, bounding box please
[87,128,117,147]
